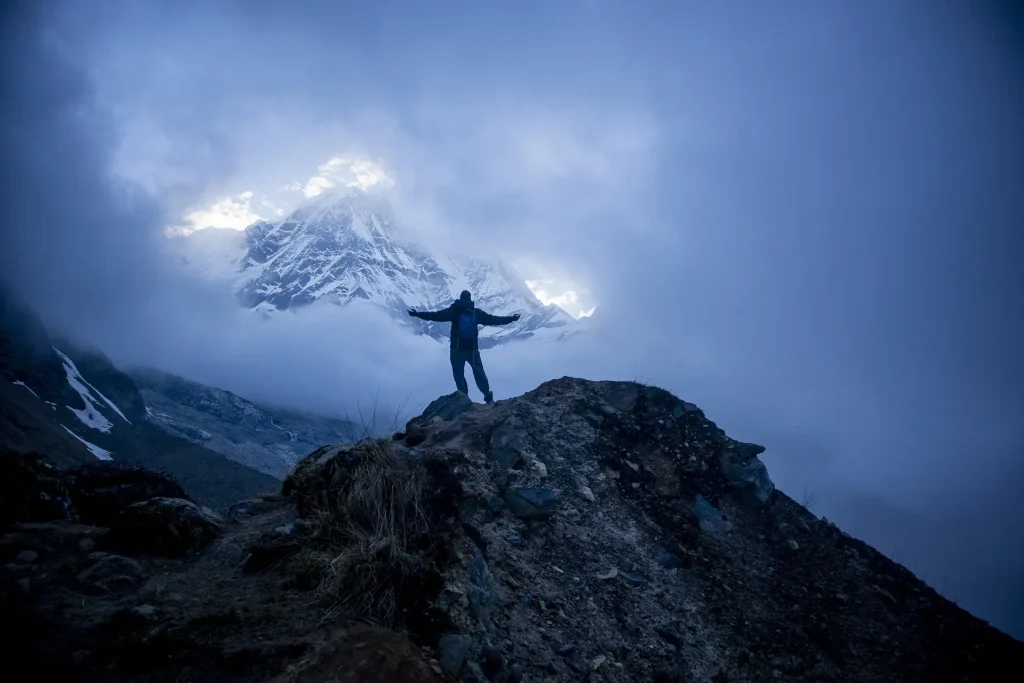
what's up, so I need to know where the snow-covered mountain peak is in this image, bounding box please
[286,187,397,240]
[177,190,576,346]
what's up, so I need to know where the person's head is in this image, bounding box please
[460,290,472,302]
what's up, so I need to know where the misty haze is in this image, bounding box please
[1,1,1022,681]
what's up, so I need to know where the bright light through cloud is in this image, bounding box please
[302,156,395,197]
[179,191,263,234]
[526,279,594,319]
[172,156,394,236]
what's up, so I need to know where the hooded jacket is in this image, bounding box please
[412,297,518,349]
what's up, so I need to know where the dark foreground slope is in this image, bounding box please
[1,378,1020,683]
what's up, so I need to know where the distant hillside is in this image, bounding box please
[0,285,277,510]
[131,367,355,479]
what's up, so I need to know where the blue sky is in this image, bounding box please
[3,0,1023,636]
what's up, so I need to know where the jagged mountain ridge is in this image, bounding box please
[179,190,577,347]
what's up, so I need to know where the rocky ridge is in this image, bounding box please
[1,378,1020,682]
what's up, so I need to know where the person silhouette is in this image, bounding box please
[408,290,520,403]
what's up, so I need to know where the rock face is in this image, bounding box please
[354,377,1018,682]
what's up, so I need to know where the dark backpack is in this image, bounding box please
[457,309,477,341]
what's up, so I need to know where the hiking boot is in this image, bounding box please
[484,391,494,404]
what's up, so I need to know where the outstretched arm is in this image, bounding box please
[476,310,521,326]
[408,306,454,322]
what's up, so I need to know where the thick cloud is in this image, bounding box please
[2,1,1023,636]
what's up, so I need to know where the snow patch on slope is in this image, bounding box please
[53,348,131,425]
[88,384,131,424]
[54,348,114,433]
[12,380,40,399]
[62,425,113,460]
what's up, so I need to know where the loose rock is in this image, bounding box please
[490,415,532,469]
[694,495,732,536]
[721,454,775,504]
[409,392,474,431]
[438,633,472,678]
[225,497,280,521]
[77,554,146,593]
[108,497,222,556]
[63,462,190,526]
[504,486,559,520]
[652,545,681,569]
[480,644,506,677]
[15,549,38,563]
[555,643,575,656]
[131,604,160,620]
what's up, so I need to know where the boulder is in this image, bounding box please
[694,495,732,536]
[720,443,775,504]
[433,419,465,444]
[15,549,37,563]
[282,444,349,509]
[406,391,473,433]
[63,462,190,526]
[503,486,559,520]
[479,644,506,679]
[243,533,303,573]
[605,384,640,412]
[262,625,447,683]
[652,545,682,569]
[0,450,70,527]
[489,415,530,468]
[108,497,222,556]
[437,633,473,678]
[284,443,385,516]
[467,550,495,625]
[77,554,146,593]
[732,440,766,460]
[225,497,281,522]
[671,400,701,418]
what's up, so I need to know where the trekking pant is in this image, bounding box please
[450,347,490,396]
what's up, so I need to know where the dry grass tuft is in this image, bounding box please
[296,438,433,624]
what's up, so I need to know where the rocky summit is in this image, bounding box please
[2,378,1021,682]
